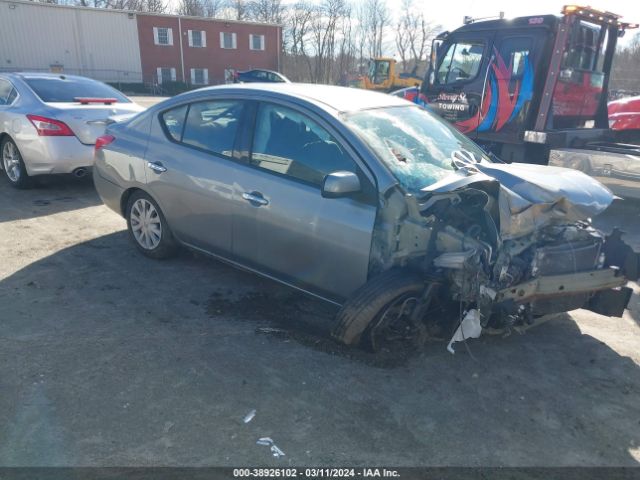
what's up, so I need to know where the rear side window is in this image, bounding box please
[23,76,129,103]
[0,79,16,105]
[437,41,485,84]
[181,100,244,157]
[161,104,188,141]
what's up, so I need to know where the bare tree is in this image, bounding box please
[395,0,412,70]
[308,0,348,83]
[611,32,640,94]
[145,0,167,13]
[360,0,389,58]
[283,1,315,80]
[201,0,224,16]
[73,0,166,11]
[247,0,284,23]
[225,0,247,20]
[335,2,355,84]
[394,0,440,73]
[177,0,204,16]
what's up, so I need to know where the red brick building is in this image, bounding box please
[137,13,282,86]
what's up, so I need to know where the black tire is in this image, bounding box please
[1,137,31,189]
[125,190,177,259]
[332,269,425,347]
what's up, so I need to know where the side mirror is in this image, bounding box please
[322,171,361,198]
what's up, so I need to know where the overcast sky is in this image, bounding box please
[399,0,640,46]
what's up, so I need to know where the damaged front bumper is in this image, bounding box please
[494,266,632,317]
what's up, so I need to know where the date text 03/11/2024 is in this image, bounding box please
[233,468,401,478]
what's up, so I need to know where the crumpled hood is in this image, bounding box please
[423,162,614,239]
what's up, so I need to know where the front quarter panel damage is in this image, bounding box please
[369,166,634,341]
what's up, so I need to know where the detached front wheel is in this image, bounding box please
[125,191,177,259]
[332,269,431,351]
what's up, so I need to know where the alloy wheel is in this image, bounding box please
[130,198,162,250]
[2,141,21,183]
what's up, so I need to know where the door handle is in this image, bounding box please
[242,191,269,206]
[147,161,167,173]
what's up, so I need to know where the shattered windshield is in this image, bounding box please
[343,105,491,194]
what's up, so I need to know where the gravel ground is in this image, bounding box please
[0,174,638,467]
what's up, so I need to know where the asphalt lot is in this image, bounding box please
[0,172,639,467]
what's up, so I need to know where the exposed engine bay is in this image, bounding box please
[363,161,635,347]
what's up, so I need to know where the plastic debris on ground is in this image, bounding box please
[256,437,286,457]
[447,309,482,354]
[243,409,256,423]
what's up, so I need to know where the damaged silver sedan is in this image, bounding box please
[92,84,636,351]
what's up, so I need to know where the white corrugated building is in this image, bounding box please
[0,0,143,82]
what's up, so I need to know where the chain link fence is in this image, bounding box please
[0,67,221,96]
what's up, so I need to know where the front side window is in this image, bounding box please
[181,100,244,157]
[343,105,490,194]
[436,41,485,84]
[369,60,390,85]
[251,103,356,186]
[220,32,237,49]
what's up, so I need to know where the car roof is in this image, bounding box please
[188,83,410,113]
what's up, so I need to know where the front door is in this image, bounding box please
[475,30,544,143]
[232,102,378,302]
[421,32,493,138]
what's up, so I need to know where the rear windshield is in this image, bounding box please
[24,76,130,103]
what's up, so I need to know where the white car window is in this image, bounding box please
[0,79,16,105]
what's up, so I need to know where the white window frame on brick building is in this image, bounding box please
[190,68,209,85]
[156,67,176,84]
[153,27,173,46]
[220,32,237,49]
[249,34,265,51]
[188,30,206,48]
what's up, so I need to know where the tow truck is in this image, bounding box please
[400,5,640,199]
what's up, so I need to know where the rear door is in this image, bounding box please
[231,101,378,301]
[421,32,493,138]
[145,99,246,255]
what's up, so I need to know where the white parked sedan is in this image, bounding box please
[0,72,145,188]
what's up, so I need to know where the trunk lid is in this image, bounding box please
[45,102,145,145]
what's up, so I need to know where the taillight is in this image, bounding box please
[27,114,75,136]
[95,134,115,151]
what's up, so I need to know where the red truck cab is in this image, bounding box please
[406,6,637,164]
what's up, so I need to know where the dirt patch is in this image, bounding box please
[206,289,425,368]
